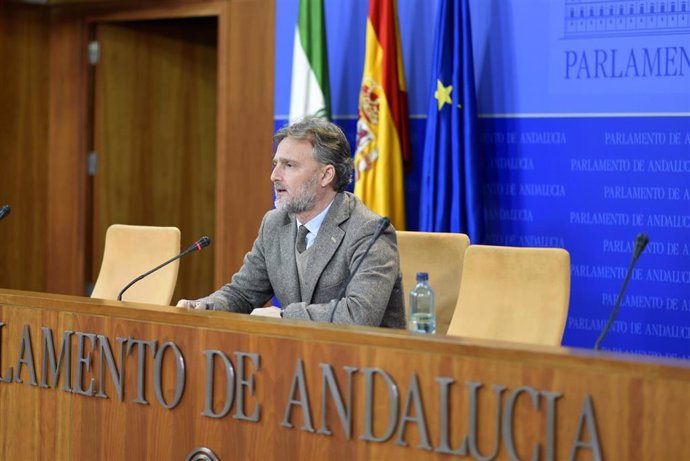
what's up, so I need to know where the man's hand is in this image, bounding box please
[250,307,282,318]
[176,299,209,310]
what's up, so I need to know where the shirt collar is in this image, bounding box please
[296,199,334,236]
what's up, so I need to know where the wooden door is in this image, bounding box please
[91,17,217,302]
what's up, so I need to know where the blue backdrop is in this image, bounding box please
[274,0,690,358]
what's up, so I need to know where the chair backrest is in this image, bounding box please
[447,245,570,346]
[91,224,181,305]
[397,231,471,334]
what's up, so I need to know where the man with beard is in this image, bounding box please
[177,117,405,328]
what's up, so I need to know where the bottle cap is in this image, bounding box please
[416,272,428,281]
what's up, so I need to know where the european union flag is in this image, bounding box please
[420,0,483,241]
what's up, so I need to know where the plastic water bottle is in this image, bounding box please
[408,272,436,334]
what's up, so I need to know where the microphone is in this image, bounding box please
[594,233,649,350]
[117,235,211,302]
[328,217,390,322]
[0,205,10,221]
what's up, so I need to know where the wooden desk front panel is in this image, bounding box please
[1,289,690,460]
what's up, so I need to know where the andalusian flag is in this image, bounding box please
[289,0,331,121]
[354,0,410,230]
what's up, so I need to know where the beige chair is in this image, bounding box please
[397,231,471,334]
[91,224,181,305]
[447,245,570,346]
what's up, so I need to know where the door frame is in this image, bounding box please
[46,0,275,295]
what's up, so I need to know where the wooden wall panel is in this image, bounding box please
[215,0,274,287]
[46,9,88,296]
[0,6,49,292]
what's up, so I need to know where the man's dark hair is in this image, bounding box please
[274,117,354,193]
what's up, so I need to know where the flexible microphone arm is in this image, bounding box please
[328,217,390,322]
[0,205,10,221]
[117,235,211,302]
[594,233,649,350]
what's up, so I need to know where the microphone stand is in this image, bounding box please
[117,236,210,301]
[594,233,649,350]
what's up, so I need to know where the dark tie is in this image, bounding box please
[296,225,309,253]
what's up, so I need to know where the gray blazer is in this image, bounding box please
[199,192,405,328]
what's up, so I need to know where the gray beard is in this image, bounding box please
[274,175,318,215]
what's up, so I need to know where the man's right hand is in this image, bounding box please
[176,299,209,310]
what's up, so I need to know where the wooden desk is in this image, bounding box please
[1,288,689,460]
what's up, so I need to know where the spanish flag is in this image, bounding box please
[354,0,410,231]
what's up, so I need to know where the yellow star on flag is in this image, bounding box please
[434,79,453,111]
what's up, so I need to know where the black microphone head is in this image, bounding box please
[378,217,391,230]
[182,235,212,255]
[0,205,10,220]
[634,233,649,258]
